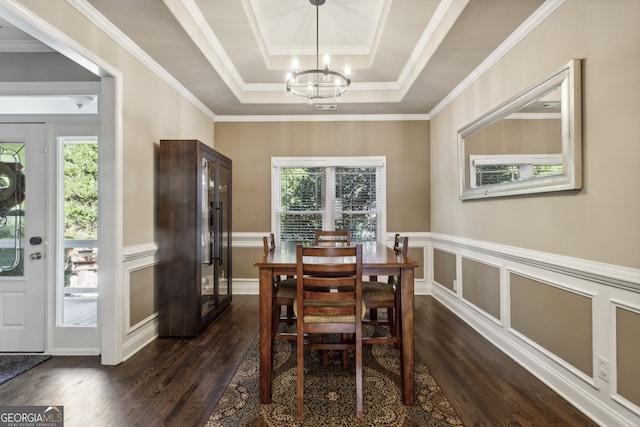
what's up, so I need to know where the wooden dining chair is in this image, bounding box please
[314,229,350,246]
[362,234,409,346]
[295,244,364,419]
[263,233,297,341]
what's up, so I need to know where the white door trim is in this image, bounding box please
[0,1,125,364]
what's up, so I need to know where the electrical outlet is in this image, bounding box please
[452,279,457,291]
[597,356,609,382]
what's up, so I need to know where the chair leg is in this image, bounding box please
[394,298,402,347]
[323,335,329,366]
[297,325,305,419]
[355,333,363,418]
[342,334,349,370]
[387,307,399,348]
[286,304,295,325]
[272,304,282,337]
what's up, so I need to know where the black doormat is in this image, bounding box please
[0,355,51,385]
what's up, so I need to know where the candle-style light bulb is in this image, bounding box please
[344,57,352,78]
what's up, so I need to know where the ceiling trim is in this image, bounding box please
[164,0,244,99]
[68,0,216,121]
[154,0,470,107]
[61,0,561,122]
[396,0,465,98]
[68,0,428,122]
[214,114,429,123]
[361,0,394,68]
[428,0,566,118]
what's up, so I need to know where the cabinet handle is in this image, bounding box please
[209,202,215,265]
[218,201,223,266]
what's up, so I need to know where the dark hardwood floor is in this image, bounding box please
[0,295,598,426]
[415,297,598,427]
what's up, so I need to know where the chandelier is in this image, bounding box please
[285,0,351,100]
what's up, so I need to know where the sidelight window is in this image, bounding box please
[58,136,98,327]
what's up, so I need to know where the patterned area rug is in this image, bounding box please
[0,355,51,385]
[206,328,462,426]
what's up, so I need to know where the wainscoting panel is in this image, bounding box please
[122,243,159,361]
[429,233,640,427]
[461,257,501,321]
[510,272,593,377]
[129,266,156,327]
[613,302,640,413]
[433,248,456,292]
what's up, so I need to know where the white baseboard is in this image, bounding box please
[122,315,158,362]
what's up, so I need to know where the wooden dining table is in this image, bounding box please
[255,240,419,405]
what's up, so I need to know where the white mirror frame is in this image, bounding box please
[458,59,582,200]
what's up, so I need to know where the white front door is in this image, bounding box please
[0,123,46,352]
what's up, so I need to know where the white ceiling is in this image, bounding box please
[1,0,548,117]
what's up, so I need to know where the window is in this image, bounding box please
[58,136,98,326]
[272,157,386,243]
[470,154,563,188]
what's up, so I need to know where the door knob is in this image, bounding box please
[29,252,42,260]
[29,236,43,245]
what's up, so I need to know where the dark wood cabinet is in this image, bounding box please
[157,139,232,337]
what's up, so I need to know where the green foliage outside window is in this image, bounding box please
[279,167,378,242]
[64,143,98,240]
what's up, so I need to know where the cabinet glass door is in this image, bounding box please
[217,159,231,302]
[201,158,215,318]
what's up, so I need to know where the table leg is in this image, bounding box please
[259,267,274,404]
[399,267,415,405]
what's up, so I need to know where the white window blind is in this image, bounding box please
[470,154,563,188]
[272,157,386,243]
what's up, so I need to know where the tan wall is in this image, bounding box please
[217,120,429,279]
[430,0,640,269]
[214,120,430,233]
[234,246,264,279]
[18,0,216,248]
[510,273,592,376]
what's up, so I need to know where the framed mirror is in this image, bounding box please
[458,59,582,200]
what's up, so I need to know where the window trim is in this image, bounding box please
[271,156,386,244]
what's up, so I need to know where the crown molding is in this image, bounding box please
[428,0,567,118]
[67,0,216,121]
[214,113,429,123]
